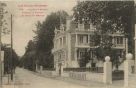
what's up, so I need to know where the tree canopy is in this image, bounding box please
[73,1,134,33]
[21,11,68,70]
[73,1,135,59]
[35,11,68,52]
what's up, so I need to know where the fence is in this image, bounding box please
[112,70,124,80]
[43,68,55,71]
[69,72,86,80]
[63,67,103,73]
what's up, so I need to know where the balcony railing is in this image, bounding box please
[77,43,89,46]
[113,44,125,48]
[75,28,95,32]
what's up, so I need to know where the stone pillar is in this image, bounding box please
[2,62,4,76]
[66,17,71,30]
[62,37,63,47]
[124,53,133,87]
[135,37,136,73]
[103,56,112,84]
[75,34,78,46]
[36,64,38,72]
[88,34,90,44]
[125,38,128,55]
[1,51,4,76]
[134,24,136,73]
[40,66,43,74]
[55,63,59,75]
[75,48,77,60]
[67,33,71,66]
[61,64,63,75]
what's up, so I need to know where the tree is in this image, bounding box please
[33,11,68,68]
[21,11,69,70]
[20,40,37,71]
[2,46,19,74]
[25,40,36,52]
[73,1,134,63]
[35,11,68,52]
[0,2,9,35]
[0,2,15,74]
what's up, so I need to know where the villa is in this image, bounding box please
[52,17,128,69]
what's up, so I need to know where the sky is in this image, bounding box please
[1,0,77,56]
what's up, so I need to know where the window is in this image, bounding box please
[79,51,86,59]
[60,38,62,46]
[117,37,123,44]
[84,24,90,30]
[79,35,83,44]
[79,35,88,44]
[75,23,78,28]
[63,37,66,45]
[56,39,59,49]
[83,35,88,44]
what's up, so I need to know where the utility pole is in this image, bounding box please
[0,4,3,86]
[10,14,13,81]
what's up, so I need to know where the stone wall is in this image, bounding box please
[86,73,103,82]
[62,71,103,83]
[41,70,57,76]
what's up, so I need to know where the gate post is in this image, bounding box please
[103,56,112,84]
[55,63,59,75]
[124,53,133,87]
[61,64,63,76]
[36,64,38,72]
[40,66,43,74]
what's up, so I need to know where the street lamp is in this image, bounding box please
[10,14,13,81]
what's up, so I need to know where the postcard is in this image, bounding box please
[0,0,135,88]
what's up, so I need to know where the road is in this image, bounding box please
[14,68,90,88]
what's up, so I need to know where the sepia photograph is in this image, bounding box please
[0,0,136,88]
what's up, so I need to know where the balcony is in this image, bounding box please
[74,23,96,32]
[75,42,91,48]
[112,44,125,49]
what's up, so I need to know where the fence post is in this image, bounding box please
[124,53,133,87]
[55,63,59,75]
[103,56,112,84]
[40,66,43,74]
[61,64,63,76]
[36,64,38,72]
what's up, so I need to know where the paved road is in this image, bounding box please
[14,68,90,88]
[12,68,125,88]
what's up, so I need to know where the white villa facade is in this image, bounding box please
[52,17,128,69]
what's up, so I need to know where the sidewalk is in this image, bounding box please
[1,74,18,88]
[55,76,124,88]
[27,69,124,88]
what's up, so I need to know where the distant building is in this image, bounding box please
[52,17,128,69]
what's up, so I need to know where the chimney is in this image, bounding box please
[66,17,71,30]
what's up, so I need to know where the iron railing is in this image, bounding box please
[43,68,55,71]
[63,67,103,73]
